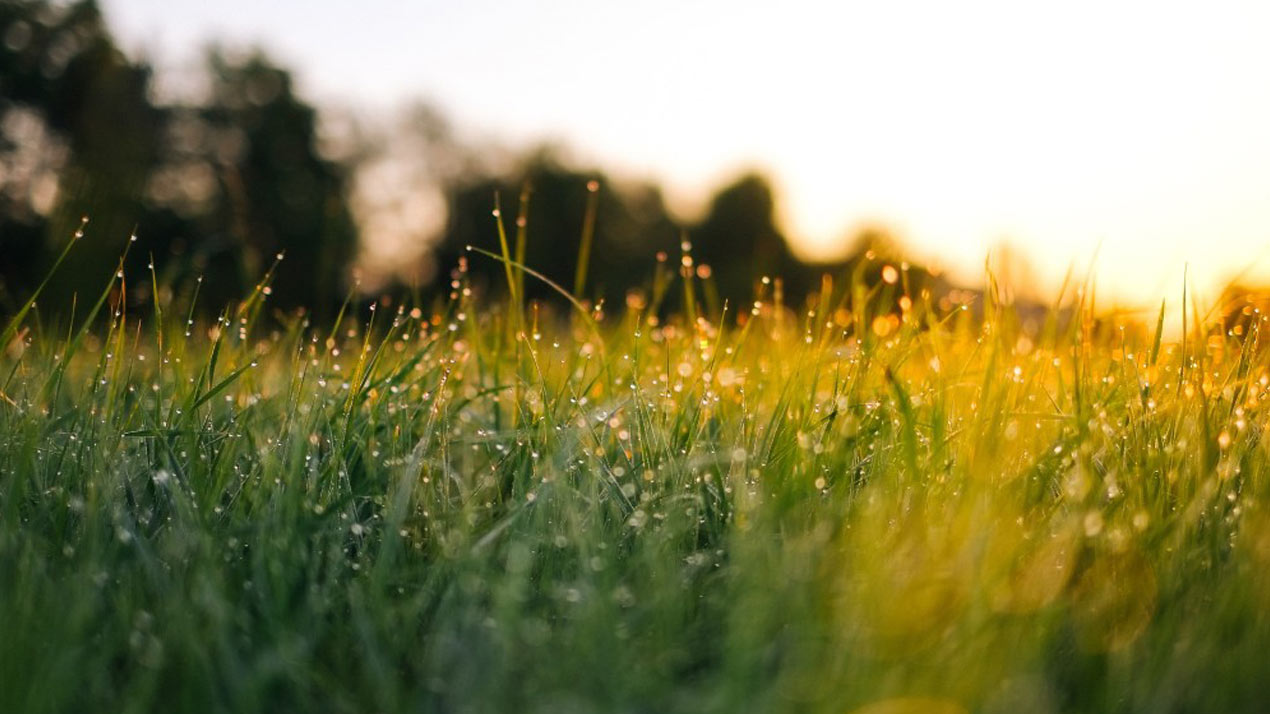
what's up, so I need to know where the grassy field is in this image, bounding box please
[3,233,1270,713]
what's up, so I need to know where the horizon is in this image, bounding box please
[99,0,1270,310]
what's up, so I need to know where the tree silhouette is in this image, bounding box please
[434,149,680,305]
[1,0,163,307]
[1,4,358,317]
[688,172,806,307]
[184,49,357,312]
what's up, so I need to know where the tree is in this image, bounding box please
[0,0,164,307]
[434,148,680,305]
[688,172,805,306]
[174,48,357,312]
[1,2,359,317]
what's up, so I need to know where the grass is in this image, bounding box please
[2,226,1270,714]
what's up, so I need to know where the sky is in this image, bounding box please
[99,0,1270,308]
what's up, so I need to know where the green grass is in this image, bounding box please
[2,236,1270,714]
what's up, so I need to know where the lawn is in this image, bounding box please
[2,236,1268,713]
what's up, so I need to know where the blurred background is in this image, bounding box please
[3,0,1270,320]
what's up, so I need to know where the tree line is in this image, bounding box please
[1,0,939,322]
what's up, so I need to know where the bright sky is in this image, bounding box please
[101,0,1270,308]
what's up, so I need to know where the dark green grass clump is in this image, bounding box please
[3,236,1270,713]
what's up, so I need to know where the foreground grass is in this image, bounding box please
[3,247,1270,713]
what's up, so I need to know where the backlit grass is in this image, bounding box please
[2,231,1269,713]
